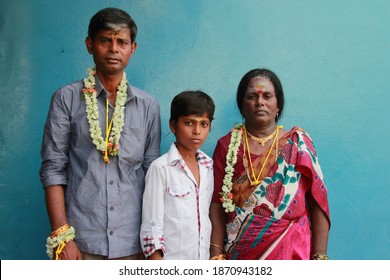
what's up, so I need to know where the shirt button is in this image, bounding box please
[110,206,114,211]
[109,231,113,235]
[109,180,114,185]
[151,221,156,226]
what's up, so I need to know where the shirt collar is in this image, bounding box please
[167,143,213,170]
[94,75,133,103]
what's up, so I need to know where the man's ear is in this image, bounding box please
[129,41,137,58]
[85,37,93,54]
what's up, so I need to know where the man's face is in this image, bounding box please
[85,28,137,76]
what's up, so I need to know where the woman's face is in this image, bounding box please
[241,76,278,128]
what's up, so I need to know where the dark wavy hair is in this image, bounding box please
[236,68,284,122]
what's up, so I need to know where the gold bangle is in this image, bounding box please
[209,253,226,260]
[311,253,329,260]
[50,224,70,238]
[210,242,224,252]
[46,225,75,259]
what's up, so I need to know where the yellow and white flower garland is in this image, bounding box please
[220,125,243,212]
[82,66,127,162]
[46,224,75,259]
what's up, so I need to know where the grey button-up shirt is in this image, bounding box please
[39,76,161,258]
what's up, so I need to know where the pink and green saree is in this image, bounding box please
[212,127,330,260]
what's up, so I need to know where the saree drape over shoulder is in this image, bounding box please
[212,126,330,260]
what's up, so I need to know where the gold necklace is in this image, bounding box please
[246,128,277,146]
[244,126,280,186]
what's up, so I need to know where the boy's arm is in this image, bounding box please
[147,250,163,260]
[140,164,166,259]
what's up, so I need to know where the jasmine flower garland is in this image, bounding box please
[46,226,75,259]
[82,66,128,162]
[220,125,243,213]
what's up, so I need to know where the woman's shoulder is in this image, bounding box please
[283,126,310,137]
[284,126,318,154]
[280,125,316,145]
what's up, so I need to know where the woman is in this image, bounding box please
[209,68,330,260]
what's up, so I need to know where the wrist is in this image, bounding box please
[310,252,329,260]
[209,253,226,260]
[46,224,75,259]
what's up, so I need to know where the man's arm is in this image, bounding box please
[41,89,81,260]
[142,100,161,172]
[45,185,81,260]
[45,185,68,230]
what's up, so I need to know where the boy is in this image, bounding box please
[140,90,215,260]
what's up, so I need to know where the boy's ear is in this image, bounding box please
[169,120,176,133]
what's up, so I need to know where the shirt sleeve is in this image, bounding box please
[142,100,161,174]
[140,163,166,257]
[39,89,71,188]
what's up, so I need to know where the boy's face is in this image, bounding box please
[170,114,211,155]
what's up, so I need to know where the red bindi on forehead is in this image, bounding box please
[255,84,266,95]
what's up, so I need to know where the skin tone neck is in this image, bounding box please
[96,73,123,105]
[96,72,123,96]
[245,121,276,138]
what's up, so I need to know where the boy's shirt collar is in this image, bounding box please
[167,143,213,170]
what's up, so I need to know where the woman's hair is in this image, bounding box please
[170,90,215,123]
[88,7,138,43]
[236,68,285,122]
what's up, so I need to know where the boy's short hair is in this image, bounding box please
[170,90,215,123]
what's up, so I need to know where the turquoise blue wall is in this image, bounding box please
[1,0,389,259]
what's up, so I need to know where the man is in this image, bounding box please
[40,7,161,260]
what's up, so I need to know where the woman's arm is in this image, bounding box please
[308,197,330,258]
[209,202,226,258]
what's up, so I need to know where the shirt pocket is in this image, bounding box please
[165,184,192,219]
[71,117,94,150]
[120,126,146,164]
